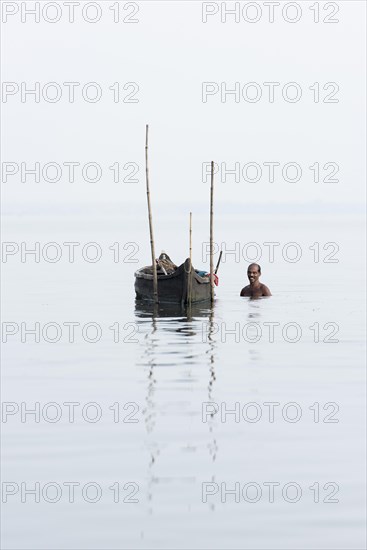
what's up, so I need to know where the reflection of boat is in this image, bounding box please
[135,297,212,319]
[134,258,211,305]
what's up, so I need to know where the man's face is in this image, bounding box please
[247,265,260,284]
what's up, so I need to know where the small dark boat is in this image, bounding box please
[136,127,219,305]
[135,258,211,304]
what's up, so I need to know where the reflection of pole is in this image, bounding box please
[210,161,214,303]
[143,311,158,516]
[207,308,216,400]
[188,212,193,306]
[207,308,218,475]
[145,124,158,303]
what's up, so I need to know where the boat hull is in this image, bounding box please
[134,258,211,304]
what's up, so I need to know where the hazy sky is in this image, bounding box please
[2,0,366,211]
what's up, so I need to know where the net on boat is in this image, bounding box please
[141,252,178,275]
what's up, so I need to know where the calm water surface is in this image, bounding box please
[2,213,365,549]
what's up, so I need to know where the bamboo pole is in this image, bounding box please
[210,161,214,303]
[189,212,192,267]
[188,212,193,306]
[145,124,158,303]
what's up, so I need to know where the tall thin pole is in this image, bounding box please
[188,211,193,305]
[210,161,214,304]
[189,212,193,266]
[145,124,158,303]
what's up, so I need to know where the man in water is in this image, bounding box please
[240,263,272,298]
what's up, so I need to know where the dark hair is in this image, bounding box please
[248,263,261,274]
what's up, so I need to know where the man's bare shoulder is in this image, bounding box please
[240,285,251,296]
[260,284,272,296]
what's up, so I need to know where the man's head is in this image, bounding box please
[247,263,261,284]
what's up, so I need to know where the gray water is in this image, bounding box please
[1,209,365,549]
